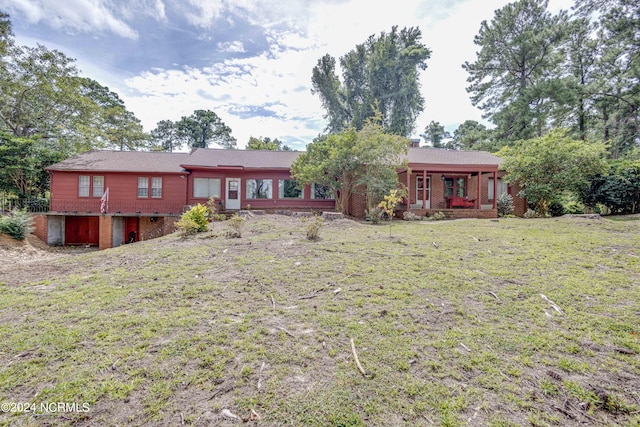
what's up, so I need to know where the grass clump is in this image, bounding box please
[226,214,245,237]
[303,215,324,240]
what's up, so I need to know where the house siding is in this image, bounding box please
[49,171,188,215]
[186,169,335,212]
[40,148,523,250]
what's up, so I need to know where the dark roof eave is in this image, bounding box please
[404,163,501,171]
[46,168,189,174]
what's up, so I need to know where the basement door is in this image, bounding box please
[225,178,241,210]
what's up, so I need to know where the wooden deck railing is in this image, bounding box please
[49,199,189,215]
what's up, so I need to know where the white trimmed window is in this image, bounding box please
[78,176,90,197]
[311,183,334,200]
[138,177,149,198]
[151,177,162,198]
[246,179,272,199]
[278,179,302,199]
[488,178,508,200]
[92,176,104,197]
[193,178,221,198]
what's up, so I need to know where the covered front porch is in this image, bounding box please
[399,164,499,219]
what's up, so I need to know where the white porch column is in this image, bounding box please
[422,169,427,208]
[492,170,498,210]
[476,171,481,209]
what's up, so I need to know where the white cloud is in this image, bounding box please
[0,0,138,39]
[9,0,580,148]
[183,0,224,28]
[217,41,246,53]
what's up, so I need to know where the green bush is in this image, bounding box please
[497,192,514,216]
[366,208,385,224]
[402,211,421,221]
[0,209,33,240]
[563,201,584,214]
[426,211,446,221]
[175,204,209,235]
[548,200,565,217]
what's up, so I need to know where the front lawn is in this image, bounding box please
[0,215,638,426]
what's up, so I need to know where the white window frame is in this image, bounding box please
[278,179,302,199]
[78,176,90,197]
[151,177,162,198]
[138,177,149,198]
[246,179,273,199]
[92,176,104,198]
[311,183,334,200]
[193,178,221,199]
[488,178,509,201]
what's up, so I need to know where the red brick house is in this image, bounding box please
[395,148,526,220]
[35,147,524,249]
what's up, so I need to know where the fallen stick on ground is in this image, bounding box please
[487,291,501,301]
[540,294,563,314]
[276,324,297,338]
[257,361,266,390]
[298,286,329,300]
[350,338,374,378]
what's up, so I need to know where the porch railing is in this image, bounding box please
[0,197,50,213]
[49,199,189,216]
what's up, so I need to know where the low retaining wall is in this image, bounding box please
[406,208,498,219]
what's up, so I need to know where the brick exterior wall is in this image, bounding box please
[32,214,48,243]
[99,215,113,250]
[350,192,367,218]
[509,182,527,216]
[139,216,168,241]
[407,208,498,219]
[163,217,179,235]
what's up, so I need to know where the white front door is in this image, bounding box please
[416,176,431,209]
[225,178,241,210]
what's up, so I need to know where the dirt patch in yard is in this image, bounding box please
[0,233,96,286]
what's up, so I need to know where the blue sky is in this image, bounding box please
[2,0,573,149]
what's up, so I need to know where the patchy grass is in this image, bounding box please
[1,215,639,426]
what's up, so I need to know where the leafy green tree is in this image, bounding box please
[0,132,62,197]
[452,120,493,151]
[176,109,236,149]
[246,136,291,151]
[149,120,184,152]
[555,17,599,142]
[463,0,568,144]
[78,77,149,151]
[580,161,640,214]
[573,0,640,158]
[312,26,430,136]
[0,13,149,195]
[291,117,408,215]
[497,129,607,215]
[420,121,451,148]
[0,11,13,57]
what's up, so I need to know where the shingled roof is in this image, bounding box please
[183,148,302,169]
[405,147,502,166]
[46,150,190,173]
[46,147,502,173]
